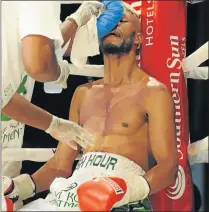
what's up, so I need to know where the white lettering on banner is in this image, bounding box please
[166,35,186,200]
[166,36,182,69]
[145,0,154,46]
[166,165,186,200]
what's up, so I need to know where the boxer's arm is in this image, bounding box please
[144,85,178,195]
[31,86,85,193]
[31,143,79,193]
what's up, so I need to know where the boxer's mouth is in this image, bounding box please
[107,32,120,38]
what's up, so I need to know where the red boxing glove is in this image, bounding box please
[77,177,127,211]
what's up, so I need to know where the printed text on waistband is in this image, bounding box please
[75,153,118,171]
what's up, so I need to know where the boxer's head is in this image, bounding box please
[100,4,142,55]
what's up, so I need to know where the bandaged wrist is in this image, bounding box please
[132,175,151,201]
[45,115,59,134]
[13,174,36,201]
[53,60,70,89]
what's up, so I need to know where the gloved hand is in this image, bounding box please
[2,175,36,211]
[67,1,104,29]
[97,1,124,39]
[77,177,127,211]
[45,115,95,150]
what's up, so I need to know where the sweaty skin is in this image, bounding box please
[31,8,177,198]
[80,78,157,168]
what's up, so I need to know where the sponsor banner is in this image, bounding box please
[123,1,192,211]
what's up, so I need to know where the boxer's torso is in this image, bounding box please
[78,73,157,171]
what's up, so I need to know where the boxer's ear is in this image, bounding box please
[134,33,143,45]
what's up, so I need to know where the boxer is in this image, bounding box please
[3,6,178,212]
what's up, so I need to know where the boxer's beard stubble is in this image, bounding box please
[100,32,135,55]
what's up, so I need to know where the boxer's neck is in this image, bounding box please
[103,50,138,86]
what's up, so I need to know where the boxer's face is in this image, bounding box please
[100,9,142,55]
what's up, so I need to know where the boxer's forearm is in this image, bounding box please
[31,157,72,193]
[60,18,78,48]
[2,92,52,131]
[31,144,79,193]
[143,163,177,195]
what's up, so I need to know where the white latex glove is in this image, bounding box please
[45,115,95,150]
[67,1,104,28]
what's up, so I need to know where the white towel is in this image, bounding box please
[71,15,100,69]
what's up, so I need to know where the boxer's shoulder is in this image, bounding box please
[146,76,168,91]
[74,79,104,98]
[135,74,172,103]
[134,69,167,91]
[141,76,173,109]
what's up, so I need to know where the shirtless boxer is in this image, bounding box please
[3,5,178,212]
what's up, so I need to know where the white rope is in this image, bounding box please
[3,137,208,165]
[44,64,104,93]
[188,136,208,165]
[61,1,83,4]
[2,148,82,162]
[185,66,208,80]
[182,41,208,72]
[69,64,104,77]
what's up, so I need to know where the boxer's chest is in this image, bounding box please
[79,86,147,135]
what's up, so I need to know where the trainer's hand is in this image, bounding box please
[67,1,104,29]
[45,115,95,150]
[2,175,35,211]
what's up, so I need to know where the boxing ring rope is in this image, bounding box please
[2,148,82,162]
[68,64,104,77]
[60,1,83,4]
[61,41,208,78]
[2,136,208,164]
